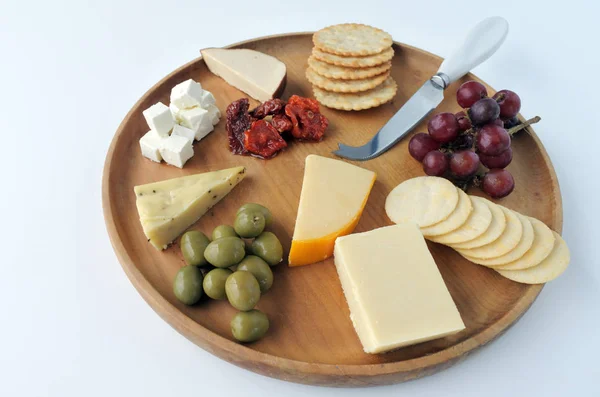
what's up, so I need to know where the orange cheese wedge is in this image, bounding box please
[288,155,376,266]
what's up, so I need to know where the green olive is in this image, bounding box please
[173,265,204,305]
[237,256,273,293]
[202,268,232,300]
[204,237,246,268]
[225,271,261,311]
[234,210,266,238]
[230,310,269,342]
[252,232,283,266]
[180,231,210,266]
[237,203,273,226]
[212,225,238,240]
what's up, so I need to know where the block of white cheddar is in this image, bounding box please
[334,224,465,354]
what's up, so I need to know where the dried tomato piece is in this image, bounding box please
[271,114,293,133]
[243,120,288,159]
[226,98,253,155]
[250,98,286,118]
[284,95,328,141]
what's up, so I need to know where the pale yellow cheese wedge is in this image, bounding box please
[466,213,534,267]
[457,206,523,260]
[334,224,465,354]
[421,188,472,237]
[429,196,493,245]
[496,232,569,284]
[134,167,246,250]
[449,199,506,249]
[495,218,555,271]
[385,176,459,228]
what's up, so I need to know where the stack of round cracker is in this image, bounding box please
[309,24,398,111]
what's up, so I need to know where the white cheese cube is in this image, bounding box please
[159,134,194,168]
[170,102,182,123]
[178,106,214,140]
[171,124,196,143]
[170,79,204,109]
[139,130,167,162]
[142,102,174,137]
[199,90,216,108]
[206,105,221,125]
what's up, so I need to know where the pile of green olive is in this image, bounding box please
[172,203,282,343]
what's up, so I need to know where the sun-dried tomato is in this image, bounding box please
[250,98,286,118]
[284,95,328,141]
[226,98,254,155]
[271,114,293,133]
[243,120,288,159]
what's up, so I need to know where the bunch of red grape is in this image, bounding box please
[408,80,525,199]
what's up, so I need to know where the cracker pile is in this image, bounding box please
[309,24,397,111]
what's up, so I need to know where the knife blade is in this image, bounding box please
[333,16,509,161]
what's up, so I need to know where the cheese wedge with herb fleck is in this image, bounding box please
[134,167,246,250]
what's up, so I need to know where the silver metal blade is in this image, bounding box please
[333,79,445,161]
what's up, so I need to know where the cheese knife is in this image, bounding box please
[333,16,509,161]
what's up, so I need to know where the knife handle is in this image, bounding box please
[436,16,509,86]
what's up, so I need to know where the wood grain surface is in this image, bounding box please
[102,33,562,387]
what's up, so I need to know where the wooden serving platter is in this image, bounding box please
[102,33,562,387]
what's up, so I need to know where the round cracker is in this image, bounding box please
[429,196,492,245]
[306,67,389,93]
[457,207,524,260]
[385,176,459,228]
[312,46,394,68]
[468,213,534,267]
[308,56,391,80]
[495,218,555,271]
[450,198,506,249]
[496,232,569,284]
[421,188,472,237]
[313,23,393,56]
[313,76,397,111]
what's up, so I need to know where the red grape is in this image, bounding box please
[408,133,441,161]
[480,147,513,169]
[450,150,480,178]
[455,111,472,131]
[469,98,501,126]
[476,124,511,155]
[493,90,521,119]
[503,116,520,129]
[491,118,504,127]
[457,81,488,108]
[427,113,459,143]
[453,133,475,150]
[422,151,449,176]
[482,169,515,198]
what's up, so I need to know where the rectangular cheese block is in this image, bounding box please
[334,224,465,354]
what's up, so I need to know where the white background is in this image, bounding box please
[1,0,598,395]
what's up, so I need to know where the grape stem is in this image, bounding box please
[507,116,541,136]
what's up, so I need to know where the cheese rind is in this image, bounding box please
[334,224,465,354]
[201,48,287,102]
[288,155,376,266]
[134,167,246,250]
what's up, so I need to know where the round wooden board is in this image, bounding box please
[102,33,562,387]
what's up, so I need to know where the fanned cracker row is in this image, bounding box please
[312,47,394,68]
[308,56,391,80]
[313,23,393,56]
[306,67,390,93]
[313,77,397,111]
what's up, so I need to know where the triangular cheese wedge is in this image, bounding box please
[288,155,376,266]
[134,167,246,250]
[200,48,286,102]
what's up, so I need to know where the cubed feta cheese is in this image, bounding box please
[159,134,194,168]
[171,124,196,143]
[142,102,174,137]
[178,106,214,140]
[139,130,167,162]
[199,90,216,108]
[170,102,182,123]
[206,104,221,125]
[170,79,204,109]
